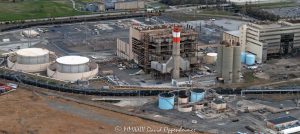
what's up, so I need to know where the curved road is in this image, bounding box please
[69,0,80,11]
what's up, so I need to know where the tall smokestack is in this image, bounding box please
[172,26,181,79]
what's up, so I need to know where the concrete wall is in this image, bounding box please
[117,38,131,60]
[7,57,50,73]
[47,64,99,82]
[115,1,145,10]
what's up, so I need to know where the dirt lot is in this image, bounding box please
[0,88,200,134]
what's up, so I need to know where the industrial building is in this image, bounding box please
[47,56,98,82]
[117,24,198,79]
[7,48,56,73]
[104,0,144,10]
[116,38,130,60]
[240,20,300,63]
[115,0,144,10]
[223,30,240,46]
[217,43,242,83]
[211,99,227,111]
[266,116,298,131]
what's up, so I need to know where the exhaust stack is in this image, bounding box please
[172,27,181,79]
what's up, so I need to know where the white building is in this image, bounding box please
[239,20,300,63]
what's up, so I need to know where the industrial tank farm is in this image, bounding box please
[7,48,55,72]
[47,56,98,82]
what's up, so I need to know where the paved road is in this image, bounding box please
[69,0,80,11]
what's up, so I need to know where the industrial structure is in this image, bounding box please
[21,29,39,38]
[217,43,242,83]
[223,30,240,46]
[211,99,227,111]
[103,0,144,10]
[7,48,55,73]
[240,20,300,63]
[117,24,198,79]
[47,56,98,82]
[266,116,298,131]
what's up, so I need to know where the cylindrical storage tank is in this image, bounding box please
[232,46,242,83]
[205,53,217,64]
[158,93,175,110]
[178,90,188,104]
[56,56,90,73]
[190,89,205,102]
[240,52,246,64]
[178,96,189,104]
[16,48,49,64]
[194,103,204,110]
[178,105,193,112]
[222,46,234,83]
[216,46,223,77]
[246,54,255,66]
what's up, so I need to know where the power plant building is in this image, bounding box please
[121,24,198,79]
[47,56,98,82]
[240,20,300,63]
[223,30,240,46]
[7,48,55,73]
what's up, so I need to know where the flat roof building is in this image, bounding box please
[240,20,300,63]
[266,116,298,131]
[211,99,227,111]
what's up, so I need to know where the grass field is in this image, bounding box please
[0,0,89,21]
[246,1,297,9]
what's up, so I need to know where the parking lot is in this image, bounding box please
[263,7,300,18]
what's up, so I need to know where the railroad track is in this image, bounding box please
[111,85,186,91]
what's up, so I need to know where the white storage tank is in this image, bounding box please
[205,53,217,64]
[56,56,89,73]
[16,48,50,64]
[7,48,54,73]
[47,55,99,82]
